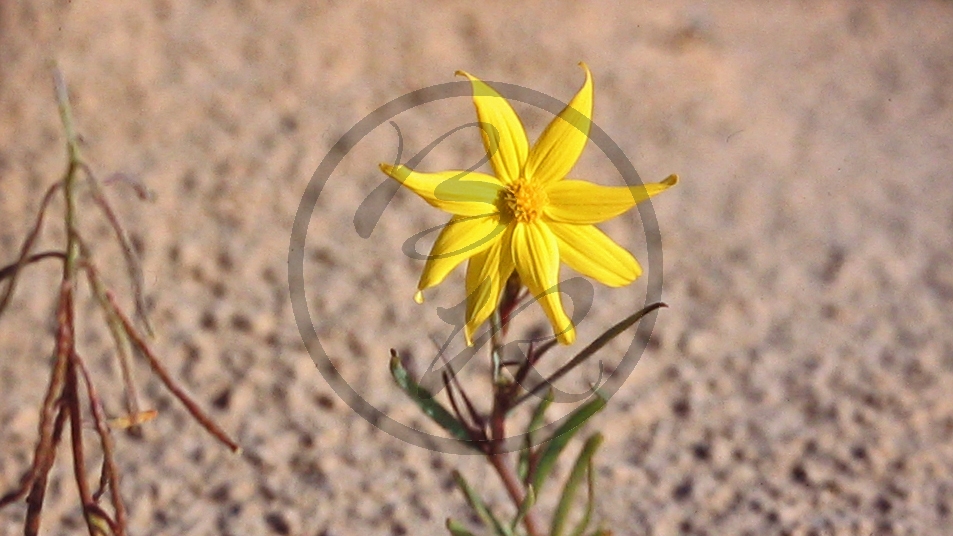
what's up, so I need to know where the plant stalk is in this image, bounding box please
[488,298,543,536]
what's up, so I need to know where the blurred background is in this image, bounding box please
[1,1,952,534]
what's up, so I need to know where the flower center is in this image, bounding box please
[502,178,548,223]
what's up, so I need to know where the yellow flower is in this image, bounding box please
[380,63,677,346]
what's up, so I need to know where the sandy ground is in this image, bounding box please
[1,1,953,535]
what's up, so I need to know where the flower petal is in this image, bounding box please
[525,62,593,186]
[511,221,575,345]
[381,163,504,217]
[544,174,678,224]
[464,227,515,346]
[548,222,641,287]
[457,71,529,185]
[417,215,505,300]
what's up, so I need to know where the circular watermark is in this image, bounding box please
[289,78,665,455]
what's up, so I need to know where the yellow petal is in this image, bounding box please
[463,227,515,346]
[544,174,678,224]
[380,163,504,216]
[457,71,529,185]
[418,215,505,298]
[511,221,575,345]
[525,63,593,186]
[548,222,641,287]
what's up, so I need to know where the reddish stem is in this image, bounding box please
[489,375,543,536]
[65,359,97,535]
[106,290,242,453]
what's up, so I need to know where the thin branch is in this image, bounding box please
[0,282,73,510]
[513,340,540,388]
[79,162,153,336]
[103,172,155,202]
[0,251,66,282]
[442,372,486,443]
[20,283,76,536]
[438,349,485,437]
[0,183,63,321]
[23,402,68,536]
[74,349,127,535]
[78,246,143,435]
[65,356,97,535]
[105,290,242,453]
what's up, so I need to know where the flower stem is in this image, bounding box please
[487,286,543,536]
[487,451,543,536]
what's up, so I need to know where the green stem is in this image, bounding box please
[490,308,504,385]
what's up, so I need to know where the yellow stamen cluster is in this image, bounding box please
[503,178,548,223]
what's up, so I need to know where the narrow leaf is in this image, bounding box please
[526,388,555,440]
[452,471,513,536]
[510,484,536,533]
[530,392,607,495]
[446,518,478,536]
[569,434,603,536]
[519,388,554,482]
[552,433,604,536]
[390,351,476,448]
[514,303,666,408]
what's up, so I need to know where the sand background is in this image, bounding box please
[2,1,953,535]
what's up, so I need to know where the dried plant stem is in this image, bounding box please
[78,163,156,432]
[65,357,96,534]
[74,350,128,533]
[51,59,107,536]
[22,282,74,535]
[0,183,62,320]
[105,289,242,453]
[23,403,68,536]
[79,161,153,336]
[1,66,239,536]
[0,251,65,282]
[78,242,143,435]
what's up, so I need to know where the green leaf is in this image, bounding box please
[518,388,555,482]
[550,434,604,536]
[530,391,607,495]
[526,388,555,440]
[452,470,514,536]
[510,484,536,533]
[389,351,476,448]
[446,518,478,536]
[573,302,665,366]
[560,434,603,536]
[513,303,666,409]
